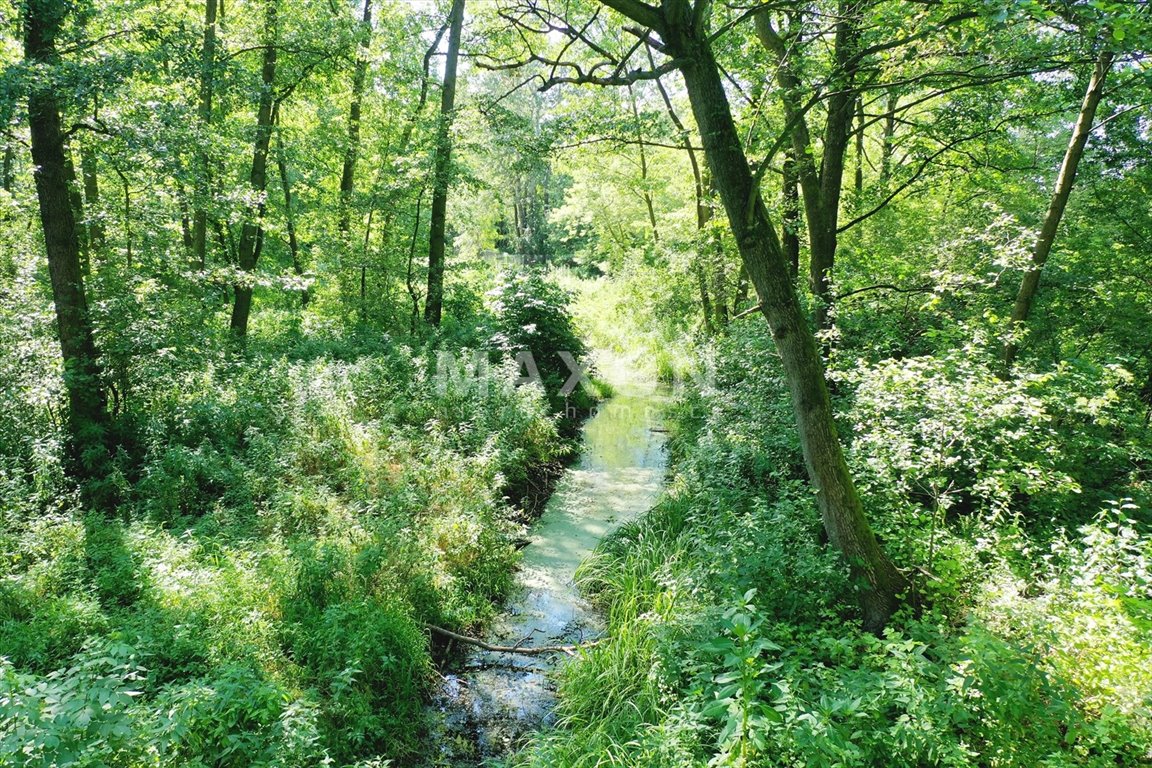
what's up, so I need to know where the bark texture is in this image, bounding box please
[25,0,111,484]
[228,0,278,338]
[424,0,465,327]
[192,0,218,267]
[339,0,372,236]
[755,5,859,332]
[1002,49,1113,368]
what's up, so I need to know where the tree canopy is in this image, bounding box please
[1,0,1151,765]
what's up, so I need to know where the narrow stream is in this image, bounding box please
[427,378,669,765]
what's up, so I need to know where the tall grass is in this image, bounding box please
[512,319,1152,768]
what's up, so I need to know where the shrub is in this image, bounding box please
[282,560,431,763]
[486,270,594,421]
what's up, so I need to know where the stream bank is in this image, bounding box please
[425,376,669,765]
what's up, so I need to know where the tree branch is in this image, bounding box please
[427,624,599,657]
[540,58,680,90]
[597,0,663,32]
[838,282,934,300]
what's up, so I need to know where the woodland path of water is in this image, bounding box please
[427,369,669,765]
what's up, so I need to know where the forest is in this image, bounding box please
[1,0,1151,765]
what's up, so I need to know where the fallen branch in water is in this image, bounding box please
[427,624,599,657]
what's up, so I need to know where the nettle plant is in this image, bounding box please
[696,590,782,768]
[842,347,1140,561]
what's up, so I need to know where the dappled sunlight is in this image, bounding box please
[427,383,669,762]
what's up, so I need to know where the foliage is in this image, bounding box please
[486,269,598,422]
[515,319,1152,768]
[3,0,1152,763]
[0,326,571,765]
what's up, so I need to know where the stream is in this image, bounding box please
[426,375,669,765]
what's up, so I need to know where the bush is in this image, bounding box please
[486,270,595,422]
[0,329,570,766]
[281,542,430,762]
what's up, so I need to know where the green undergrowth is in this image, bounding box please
[512,320,1152,768]
[0,323,578,765]
[555,267,698,385]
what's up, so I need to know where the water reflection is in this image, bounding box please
[427,382,668,764]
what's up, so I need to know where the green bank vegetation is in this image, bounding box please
[2,0,1152,765]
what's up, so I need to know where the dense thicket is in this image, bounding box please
[1,0,1151,764]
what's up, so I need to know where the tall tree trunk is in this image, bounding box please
[783,151,800,279]
[1,103,13,193]
[628,86,660,244]
[732,261,749,314]
[1002,49,1113,368]
[339,0,372,237]
[854,94,865,195]
[24,0,111,486]
[880,92,897,185]
[192,0,218,268]
[63,147,89,275]
[406,188,426,334]
[756,5,859,332]
[274,115,306,307]
[228,0,277,339]
[178,185,194,250]
[810,1,858,331]
[1,105,16,192]
[80,142,105,250]
[424,0,465,327]
[2,144,13,191]
[658,4,906,632]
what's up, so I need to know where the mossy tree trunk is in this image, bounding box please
[600,0,907,631]
[25,0,112,488]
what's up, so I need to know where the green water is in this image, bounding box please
[429,378,669,763]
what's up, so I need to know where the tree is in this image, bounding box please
[755,2,861,332]
[24,0,112,487]
[596,0,907,631]
[338,0,373,238]
[424,0,466,327]
[191,0,218,268]
[228,0,279,339]
[274,106,306,307]
[1002,48,1114,368]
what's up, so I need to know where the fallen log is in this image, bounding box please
[427,624,599,657]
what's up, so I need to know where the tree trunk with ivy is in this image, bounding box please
[25,0,112,488]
